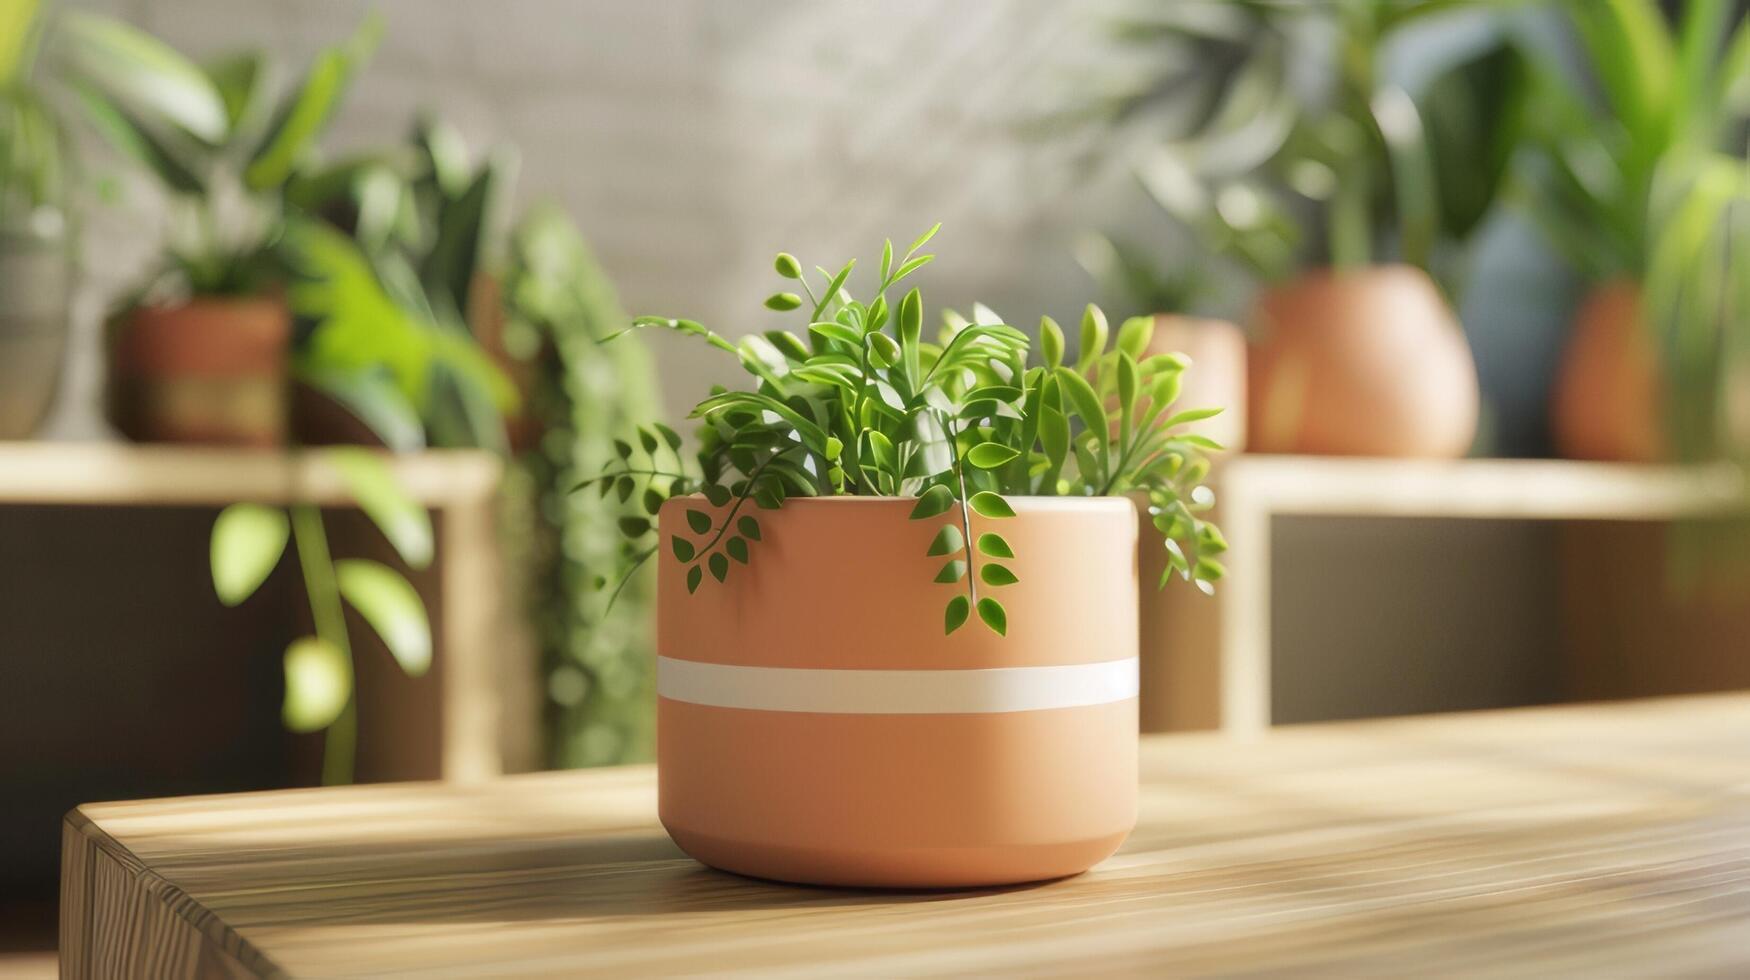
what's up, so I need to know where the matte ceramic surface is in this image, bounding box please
[1248,265,1478,458]
[111,297,290,446]
[657,495,1140,888]
[1551,281,1663,462]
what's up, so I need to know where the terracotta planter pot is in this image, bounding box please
[1550,281,1663,462]
[110,296,290,447]
[1247,265,1478,457]
[1148,314,1247,451]
[657,495,1138,888]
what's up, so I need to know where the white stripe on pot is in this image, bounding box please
[656,656,1137,715]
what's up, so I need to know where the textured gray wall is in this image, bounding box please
[43,0,1171,436]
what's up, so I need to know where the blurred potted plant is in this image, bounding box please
[0,0,73,438]
[62,13,379,446]
[587,228,1225,887]
[1521,0,1749,462]
[1087,1,1529,457]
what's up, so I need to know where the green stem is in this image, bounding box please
[291,504,356,786]
[947,417,979,608]
[693,446,797,561]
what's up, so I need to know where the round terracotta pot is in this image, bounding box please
[1247,265,1478,457]
[1148,314,1248,451]
[110,296,290,447]
[656,495,1139,888]
[1550,281,1663,462]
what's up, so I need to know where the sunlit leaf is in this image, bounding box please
[282,636,350,732]
[210,504,288,606]
[335,559,430,676]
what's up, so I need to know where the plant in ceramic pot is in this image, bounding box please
[1086,1,1532,457]
[62,13,379,446]
[0,0,74,438]
[586,227,1225,887]
[1519,0,1749,462]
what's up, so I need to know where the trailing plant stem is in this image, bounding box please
[291,504,356,786]
[948,416,979,607]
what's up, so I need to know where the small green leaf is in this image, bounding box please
[335,559,431,676]
[282,637,351,733]
[977,598,1008,636]
[726,536,749,563]
[738,516,761,541]
[328,448,433,569]
[638,428,659,454]
[708,552,729,582]
[672,536,696,561]
[703,484,732,507]
[968,491,1015,518]
[1040,315,1065,369]
[809,321,862,346]
[686,509,713,534]
[642,487,665,516]
[977,532,1014,558]
[899,287,922,345]
[616,476,635,503]
[909,222,942,254]
[686,564,703,594]
[1116,315,1155,359]
[1076,304,1109,372]
[774,252,801,278]
[980,563,1019,587]
[944,594,970,634]
[614,439,633,460]
[210,504,289,606]
[935,559,967,583]
[765,292,802,311]
[618,516,651,537]
[927,524,965,557]
[824,436,844,460]
[910,484,954,520]
[654,422,683,450]
[966,442,1020,469]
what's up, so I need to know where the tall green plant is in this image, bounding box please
[1078,0,1529,295]
[1,0,66,231]
[586,228,1224,637]
[502,205,661,766]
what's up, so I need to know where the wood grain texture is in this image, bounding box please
[62,694,1750,978]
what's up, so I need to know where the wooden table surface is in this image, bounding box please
[62,695,1750,978]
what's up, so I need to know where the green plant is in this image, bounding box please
[1,0,67,232]
[288,116,516,450]
[1518,1,1749,464]
[1518,0,1749,282]
[586,227,1225,636]
[60,11,380,294]
[209,449,433,785]
[501,205,662,766]
[1080,0,1529,292]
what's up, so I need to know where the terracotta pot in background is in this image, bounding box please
[1149,314,1247,451]
[110,296,290,447]
[657,496,1138,888]
[1247,265,1478,457]
[1550,280,1663,462]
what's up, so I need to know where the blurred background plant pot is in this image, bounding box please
[656,496,1138,888]
[1148,314,1246,452]
[1247,265,1478,458]
[108,297,290,446]
[1550,281,1663,463]
[0,227,71,438]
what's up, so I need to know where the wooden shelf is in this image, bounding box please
[1219,455,1747,520]
[1146,455,1750,738]
[0,441,501,507]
